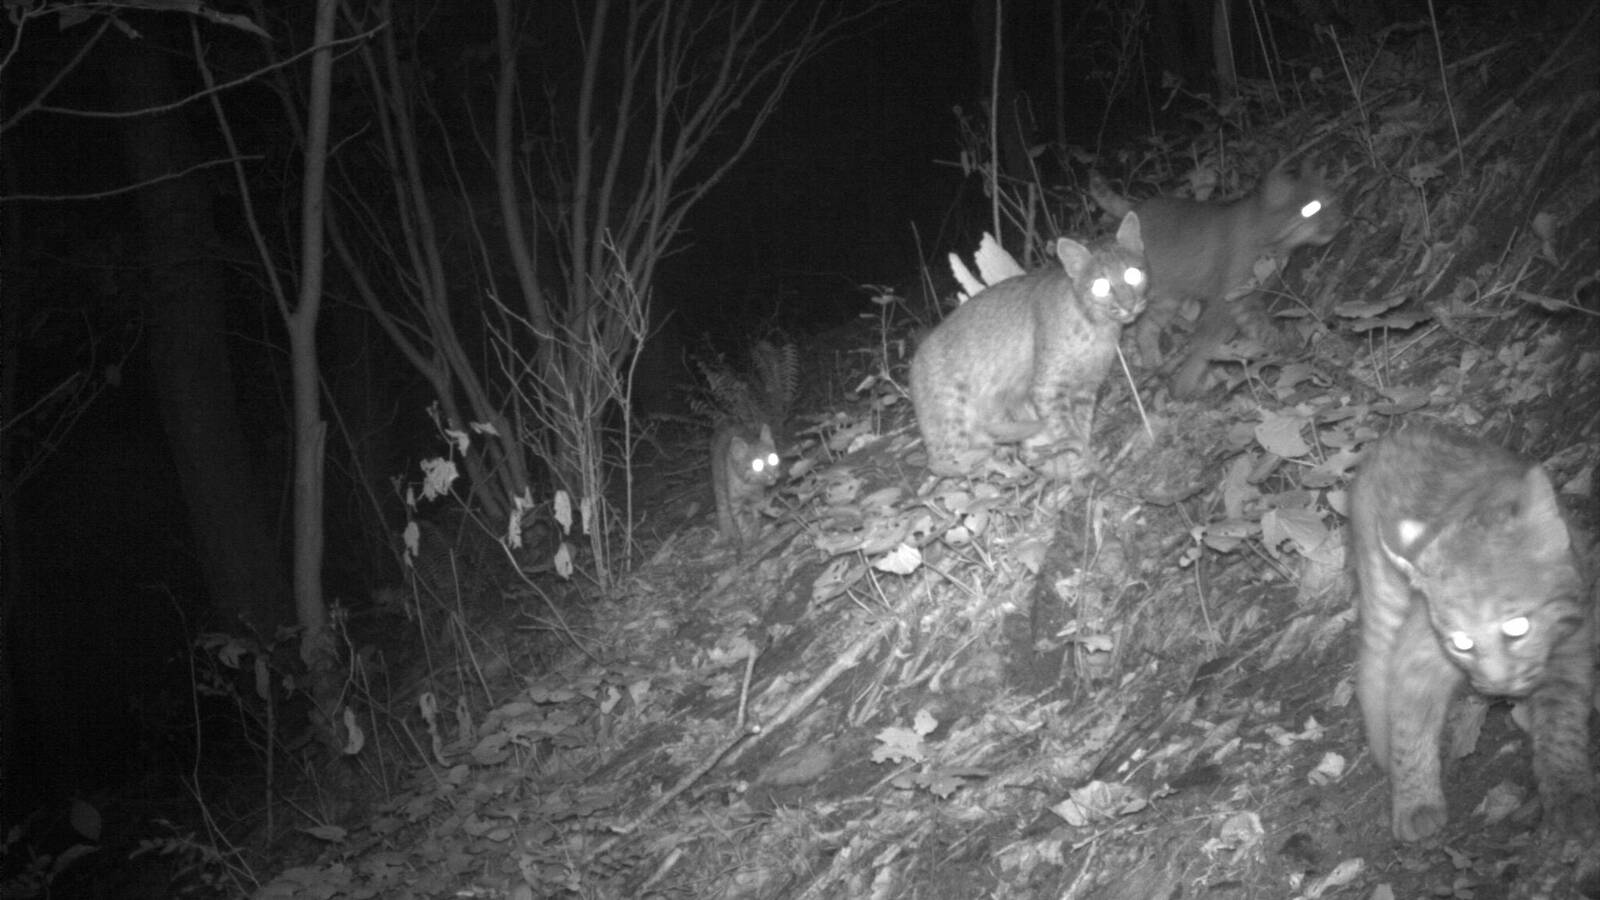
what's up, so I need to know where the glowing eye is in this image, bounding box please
[1502,616,1530,638]
[1449,632,1474,653]
[766,453,780,467]
[1090,277,1111,297]
[750,459,767,474]
[1300,200,1322,218]
[1125,267,1145,287]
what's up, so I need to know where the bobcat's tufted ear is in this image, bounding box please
[758,423,773,445]
[1261,164,1295,205]
[1381,519,1428,581]
[1115,211,1143,256]
[1054,237,1092,280]
[1394,518,1427,549]
[1517,465,1570,554]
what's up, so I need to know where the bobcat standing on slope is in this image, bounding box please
[1348,425,1597,845]
[1103,162,1342,398]
[909,213,1146,477]
[698,341,796,556]
[710,421,782,555]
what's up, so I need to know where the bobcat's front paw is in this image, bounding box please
[1393,799,1447,843]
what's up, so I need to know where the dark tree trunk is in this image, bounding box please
[112,30,288,634]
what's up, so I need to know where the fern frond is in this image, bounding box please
[751,340,798,422]
[690,356,764,425]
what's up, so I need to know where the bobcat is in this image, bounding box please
[1348,424,1597,845]
[1113,162,1342,398]
[711,421,782,554]
[909,213,1146,477]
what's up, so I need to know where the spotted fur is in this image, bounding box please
[909,213,1146,477]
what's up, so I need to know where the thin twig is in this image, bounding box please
[1115,345,1154,439]
[1424,0,1465,171]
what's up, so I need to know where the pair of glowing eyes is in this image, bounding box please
[1084,200,1323,298]
[1447,616,1532,653]
[748,452,780,475]
[1089,266,1147,298]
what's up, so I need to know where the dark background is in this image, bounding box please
[0,0,1362,825]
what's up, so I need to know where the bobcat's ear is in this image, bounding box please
[1395,518,1427,549]
[1517,465,1570,554]
[1054,237,1092,279]
[729,436,748,457]
[1381,519,1427,581]
[1261,165,1295,205]
[759,423,774,444]
[1115,211,1143,256]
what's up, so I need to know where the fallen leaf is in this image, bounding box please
[873,724,928,764]
[811,557,864,604]
[1406,161,1444,187]
[1256,409,1312,458]
[872,542,922,575]
[1303,857,1364,898]
[1308,752,1346,786]
[1013,538,1048,574]
[1474,781,1524,825]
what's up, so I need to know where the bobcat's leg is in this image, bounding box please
[1130,293,1177,367]
[1386,601,1463,842]
[1529,616,1599,840]
[1023,380,1097,481]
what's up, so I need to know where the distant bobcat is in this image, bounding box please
[710,421,782,555]
[909,213,1145,476]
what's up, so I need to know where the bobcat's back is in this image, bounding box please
[1132,163,1342,397]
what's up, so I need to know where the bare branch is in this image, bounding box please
[24,27,376,123]
[0,13,114,135]
[0,155,258,203]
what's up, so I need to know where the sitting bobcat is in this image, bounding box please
[909,213,1146,477]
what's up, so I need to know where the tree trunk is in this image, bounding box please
[113,30,288,633]
[288,0,336,673]
[1211,0,1237,99]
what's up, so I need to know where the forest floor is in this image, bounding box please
[231,9,1600,900]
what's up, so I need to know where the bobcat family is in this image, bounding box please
[909,213,1146,477]
[1348,424,1597,844]
[1108,162,1342,397]
[711,421,782,554]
